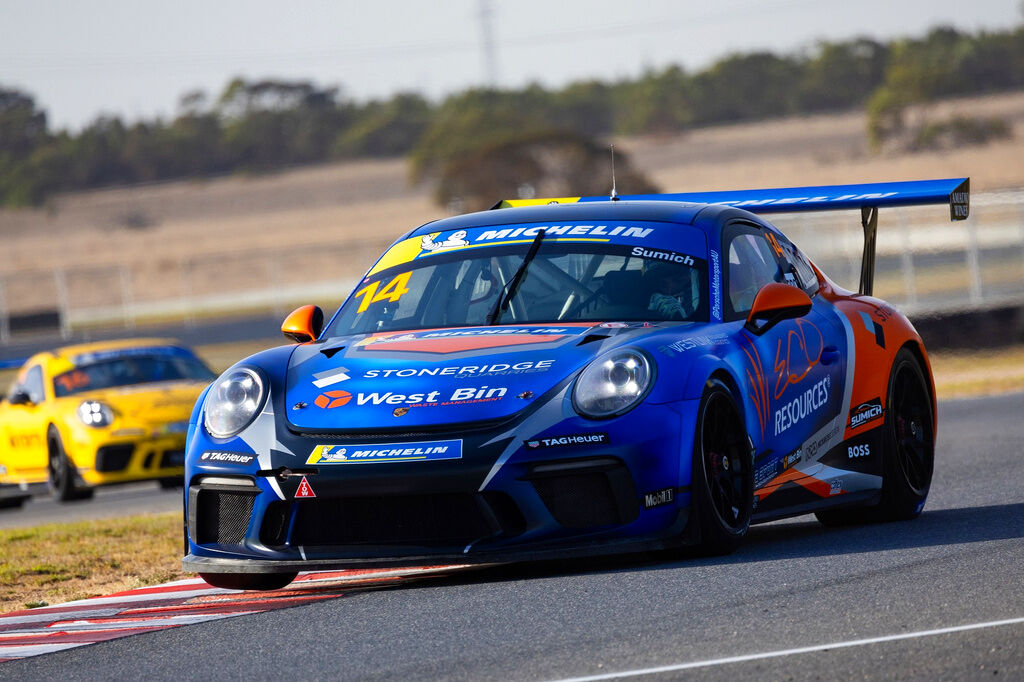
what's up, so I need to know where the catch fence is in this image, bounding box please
[2,190,1023,345]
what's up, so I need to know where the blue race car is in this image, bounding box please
[184,178,968,590]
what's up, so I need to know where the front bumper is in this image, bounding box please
[76,434,186,487]
[0,480,48,502]
[184,394,699,571]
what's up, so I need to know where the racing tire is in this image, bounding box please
[199,572,298,591]
[690,378,754,555]
[47,428,94,502]
[815,348,934,526]
[158,477,184,489]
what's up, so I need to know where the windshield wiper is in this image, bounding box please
[487,229,546,325]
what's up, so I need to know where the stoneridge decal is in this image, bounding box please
[364,360,554,379]
[306,440,463,465]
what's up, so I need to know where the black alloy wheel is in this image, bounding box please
[199,572,299,591]
[691,378,753,555]
[816,347,934,526]
[879,348,935,518]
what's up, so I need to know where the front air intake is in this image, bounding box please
[528,457,640,528]
[188,478,258,545]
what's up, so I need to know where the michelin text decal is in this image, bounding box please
[307,439,463,465]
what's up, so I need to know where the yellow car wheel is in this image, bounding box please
[47,427,93,502]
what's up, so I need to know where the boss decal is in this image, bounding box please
[524,433,609,449]
[848,444,871,458]
[849,398,883,429]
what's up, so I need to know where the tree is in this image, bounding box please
[436,130,658,212]
[333,93,431,158]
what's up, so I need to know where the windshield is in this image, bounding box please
[53,350,216,398]
[327,223,708,336]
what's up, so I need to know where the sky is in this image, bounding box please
[1,0,1021,131]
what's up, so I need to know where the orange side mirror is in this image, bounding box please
[281,305,324,344]
[744,283,812,335]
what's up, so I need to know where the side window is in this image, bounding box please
[10,365,46,404]
[782,242,820,296]
[726,229,784,318]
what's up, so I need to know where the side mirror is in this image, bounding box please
[744,283,812,335]
[281,305,324,344]
[8,387,33,406]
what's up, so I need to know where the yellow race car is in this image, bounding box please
[0,339,216,504]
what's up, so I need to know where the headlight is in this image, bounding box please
[78,401,114,427]
[203,368,265,439]
[572,349,654,419]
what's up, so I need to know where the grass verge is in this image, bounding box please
[0,512,184,614]
[929,345,1024,400]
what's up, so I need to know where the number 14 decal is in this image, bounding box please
[354,272,412,313]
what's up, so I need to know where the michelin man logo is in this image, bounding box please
[322,447,348,461]
[421,230,469,252]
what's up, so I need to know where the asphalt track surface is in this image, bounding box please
[0,482,181,530]
[5,392,1023,680]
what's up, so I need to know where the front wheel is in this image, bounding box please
[48,429,93,502]
[690,378,753,555]
[199,572,298,591]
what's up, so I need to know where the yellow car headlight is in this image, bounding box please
[77,400,114,428]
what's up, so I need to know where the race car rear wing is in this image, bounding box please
[493,177,970,297]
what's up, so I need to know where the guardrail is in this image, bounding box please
[1,190,1022,345]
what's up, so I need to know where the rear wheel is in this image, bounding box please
[199,572,298,591]
[816,348,934,526]
[47,428,93,502]
[876,348,934,519]
[690,379,753,555]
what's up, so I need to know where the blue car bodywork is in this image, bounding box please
[183,179,967,584]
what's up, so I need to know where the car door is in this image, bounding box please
[1,364,51,482]
[723,222,848,510]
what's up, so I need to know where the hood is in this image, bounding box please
[284,323,672,431]
[68,380,208,429]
